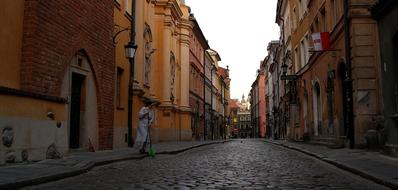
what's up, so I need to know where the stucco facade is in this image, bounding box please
[275,0,381,147]
[250,66,266,138]
[189,16,209,140]
[237,96,252,138]
[113,0,195,147]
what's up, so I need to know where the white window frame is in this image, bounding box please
[294,47,299,72]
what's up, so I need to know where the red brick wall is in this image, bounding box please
[21,0,115,149]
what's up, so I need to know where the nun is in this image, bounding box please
[134,100,155,154]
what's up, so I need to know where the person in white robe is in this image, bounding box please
[134,101,155,153]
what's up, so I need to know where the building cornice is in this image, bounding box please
[154,0,184,27]
[0,86,67,103]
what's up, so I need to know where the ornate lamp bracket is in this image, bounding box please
[113,25,130,46]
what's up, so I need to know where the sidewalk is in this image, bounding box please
[0,140,227,190]
[265,139,398,189]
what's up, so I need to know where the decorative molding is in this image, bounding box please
[154,0,183,27]
[0,86,67,104]
[132,81,145,96]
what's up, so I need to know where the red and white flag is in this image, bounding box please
[311,32,330,51]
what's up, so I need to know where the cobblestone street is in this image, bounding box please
[23,140,390,190]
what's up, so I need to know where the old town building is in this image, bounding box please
[124,0,195,143]
[218,67,231,139]
[237,95,252,138]
[189,16,209,141]
[117,0,230,145]
[266,40,286,140]
[250,62,267,138]
[0,0,231,164]
[263,57,272,138]
[113,0,193,146]
[204,50,213,140]
[0,0,115,164]
[371,0,398,156]
[229,99,240,138]
[274,0,382,148]
[250,75,259,138]
[204,49,226,140]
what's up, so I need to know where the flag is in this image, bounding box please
[311,32,330,51]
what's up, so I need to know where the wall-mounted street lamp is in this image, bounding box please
[280,63,297,81]
[125,42,138,59]
[281,62,288,75]
[280,62,298,105]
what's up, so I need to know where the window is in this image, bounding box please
[320,8,326,31]
[294,47,299,71]
[314,18,319,32]
[116,67,124,108]
[303,0,308,12]
[293,7,297,30]
[299,0,303,20]
[299,0,309,20]
[125,0,132,15]
[285,15,290,40]
[304,35,310,63]
[331,0,338,28]
[300,40,306,68]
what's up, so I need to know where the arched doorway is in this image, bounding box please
[393,32,398,112]
[62,50,98,150]
[313,82,321,136]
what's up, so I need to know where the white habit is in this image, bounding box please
[134,106,154,148]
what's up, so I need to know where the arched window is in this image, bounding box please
[313,81,321,136]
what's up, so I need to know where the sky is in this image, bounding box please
[185,0,280,100]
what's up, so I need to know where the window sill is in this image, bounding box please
[125,11,133,20]
[114,0,121,10]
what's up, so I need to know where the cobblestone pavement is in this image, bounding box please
[23,139,390,190]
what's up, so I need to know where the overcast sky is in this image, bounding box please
[185,0,279,100]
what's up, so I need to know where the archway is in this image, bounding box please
[62,50,98,150]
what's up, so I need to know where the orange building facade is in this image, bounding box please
[275,0,381,147]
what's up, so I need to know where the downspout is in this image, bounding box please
[344,0,355,148]
[127,0,136,147]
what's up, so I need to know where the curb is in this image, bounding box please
[0,155,147,190]
[264,140,398,190]
[157,140,229,155]
[0,140,229,190]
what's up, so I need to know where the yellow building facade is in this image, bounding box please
[113,0,193,147]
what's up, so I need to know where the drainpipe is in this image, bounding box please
[344,0,354,148]
[127,0,136,147]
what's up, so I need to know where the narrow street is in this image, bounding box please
[23,140,389,190]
